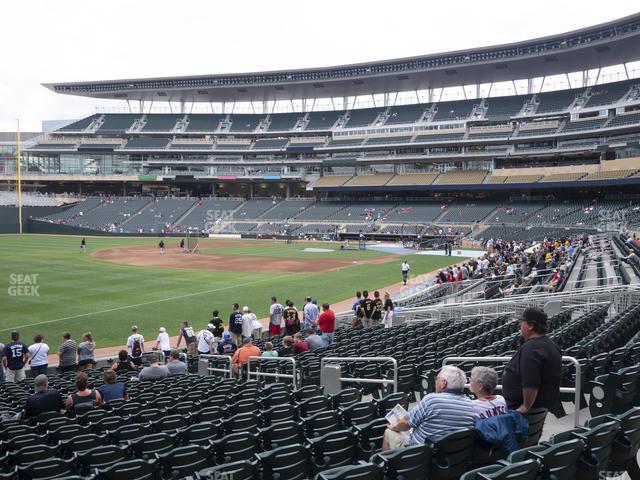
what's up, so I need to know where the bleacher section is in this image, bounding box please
[259,199,314,220]
[435,170,487,185]
[329,202,394,222]
[185,114,225,132]
[96,114,140,134]
[177,198,244,230]
[342,174,394,187]
[140,114,182,132]
[39,197,103,223]
[343,108,385,128]
[484,95,528,120]
[382,202,446,223]
[124,137,170,149]
[232,198,280,220]
[585,80,636,107]
[294,201,348,221]
[437,201,497,223]
[266,113,300,132]
[484,202,546,224]
[65,197,151,230]
[384,104,427,125]
[228,115,264,132]
[123,198,195,232]
[432,99,476,121]
[305,111,343,130]
[535,88,581,113]
[386,173,439,186]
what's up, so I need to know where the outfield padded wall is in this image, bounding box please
[0,207,66,234]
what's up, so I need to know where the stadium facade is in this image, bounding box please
[2,14,640,239]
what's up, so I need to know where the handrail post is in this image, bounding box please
[198,354,233,378]
[246,356,299,389]
[320,356,398,393]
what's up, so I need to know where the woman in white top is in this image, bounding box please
[155,327,171,363]
[470,366,508,419]
[28,334,50,377]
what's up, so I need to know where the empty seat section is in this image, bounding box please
[581,170,637,181]
[438,202,496,223]
[384,202,446,223]
[185,114,225,132]
[124,137,170,149]
[562,118,607,132]
[328,138,364,147]
[177,198,244,230]
[330,203,394,221]
[486,175,507,184]
[432,99,476,121]
[260,199,315,220]
[295,202,348,220]
[414,132,465,142]
[233,199,280,220]
[57,114,101,132]
[254,138,288,149]
[216,141,252,150]
[585,80,636,108]
[386,173,439,186]
[385,104,427,125]
[267,113,301,131]
[540,172,587,182]
[141,114,182,131]
[467,130,511,139]
[516,126,560,137]
[606,111,640,127]
[484,202,546,224]
[535,88,581,113]
[343,108,385,128]
[306,111,344,130]
[96,114,140,134]
[228,115,264,132]
[484,95,528,120]
[65,197,151,230]
[365,136,413,145]
[220,222,256,233]
[43,197,104,224]
[435,170,488,185]
[343,174,394,187]
[122,198,195,232]
[314,175,353,188]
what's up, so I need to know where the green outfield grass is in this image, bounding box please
[0,235,458,349]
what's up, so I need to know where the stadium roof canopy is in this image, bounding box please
[45,13,640,104]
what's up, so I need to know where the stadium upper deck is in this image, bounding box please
[44,13,640,103]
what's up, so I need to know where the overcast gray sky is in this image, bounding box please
[1,0,639,131]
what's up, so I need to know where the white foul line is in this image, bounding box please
[2,272,301,332]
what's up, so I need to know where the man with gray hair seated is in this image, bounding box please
[23,375,64,419]
[469,366,508,419]
[382,365,474,451]
[138,352,170,380]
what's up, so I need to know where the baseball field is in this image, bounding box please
[0,234,459,348]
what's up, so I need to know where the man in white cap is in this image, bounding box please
[155,327,171,363]
[241,306,254,340]
[196,324,215,355]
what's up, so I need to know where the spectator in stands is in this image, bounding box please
[210,310,225,341]
[28,334,49,377]
[154,327,171,362]
[196,324,215,355]
[98,370,128,403]
[126,326,145,367]
[217,332,237,356]
[277,336,294,357]
[382,292,394,328]
[176,320,197,356]
[229,303,244,346]
[303,296,319,330]
[262,342,278,358]
[111,349,136,372]
[352,292,363,327]
[231,338,260,378]
[78,332,96,370]
[470,366,508,419]
[360,290,376,329]
[3,331,29,383]
[66,372,102,411]
[283,300,301,335]
[166,349,187,375]
[269,297,284,337]
[57,332,77,373]
[502,307,562,414]
[23,375,64,419]
[382,365,474,451]
[139,352,170,380]
[621,249,640,268]
[250,310,262,340]
[304,327,324,351]
[318,303,336,345]
[372,291,383,327]
[292,332,309,354]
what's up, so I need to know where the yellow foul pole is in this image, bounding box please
[16,120,23,234]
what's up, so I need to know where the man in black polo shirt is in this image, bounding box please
[23,375,64,419]
[502,307,562,414]
[229,303,244,346]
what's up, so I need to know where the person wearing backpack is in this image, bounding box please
[127,326,145,366]
[283,300,300,336]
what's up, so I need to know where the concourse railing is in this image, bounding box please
[198,354,233,378]
[320,356,398,393]
[246,356,299,389]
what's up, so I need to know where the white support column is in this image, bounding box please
[139,100,143,113]
[262,100,268,115]
[475,83,480,99]
[180,100,185,114]
[427,88,433,103]
[221,102,226,114]
[582,70,588,87]
[343,96,348,110]
[383,92,389,107]
[527,78,534,95]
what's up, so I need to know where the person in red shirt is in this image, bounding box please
[318,303,335,345]
[292,332,309,354]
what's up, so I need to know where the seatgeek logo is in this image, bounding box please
[8,274,40,297]
[202,471,234,480]
[204,209,236,234]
